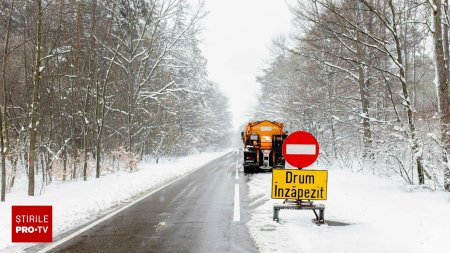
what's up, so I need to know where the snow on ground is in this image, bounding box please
[0,151,228,253]
[246,167,450,253]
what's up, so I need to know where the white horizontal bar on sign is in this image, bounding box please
[286,144,316,155]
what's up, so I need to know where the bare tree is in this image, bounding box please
[430,0,450,191]
[0,0,230,197]
[27,0,44,196]
[257,0,435,185]
[1,0,15,202]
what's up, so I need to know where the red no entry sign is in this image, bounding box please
[282,131,319,168]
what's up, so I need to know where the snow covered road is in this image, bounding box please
[247,168,450,253]
[0,152,228,253]
[26,150,255,253]
[3,151,450,253]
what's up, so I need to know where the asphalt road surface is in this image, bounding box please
[31,151,257,253]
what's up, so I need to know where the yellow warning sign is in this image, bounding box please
[272,169,328,200]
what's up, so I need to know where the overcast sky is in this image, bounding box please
[199,0,293,129]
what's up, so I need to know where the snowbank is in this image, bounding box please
[247,168,450,253]
[0,151,228,253]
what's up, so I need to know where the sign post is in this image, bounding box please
[272,130,328,224]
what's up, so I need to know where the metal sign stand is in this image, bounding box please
[273,199,325,224]
[273,164,326,224]
[274,131,327,225]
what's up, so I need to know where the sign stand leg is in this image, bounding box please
[273,206,280,222]
[312,209,319,220]
[273,199,325,224]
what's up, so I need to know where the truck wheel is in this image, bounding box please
[244,166,253,174]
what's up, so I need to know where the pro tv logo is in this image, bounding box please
[12,206,52,243]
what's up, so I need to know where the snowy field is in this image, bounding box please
[247,167,450,253]
[0,151,228,253]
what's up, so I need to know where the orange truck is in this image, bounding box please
[241,120,287,173]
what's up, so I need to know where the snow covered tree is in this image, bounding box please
[429,0,450,191]
[0,0,231,197]
[257,0,441,187]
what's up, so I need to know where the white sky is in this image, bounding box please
[199,0,293,129]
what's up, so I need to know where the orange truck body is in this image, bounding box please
[241,120,287,173]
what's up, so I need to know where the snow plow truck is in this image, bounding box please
[241,120,287,173]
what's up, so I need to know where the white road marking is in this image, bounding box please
[286,144,316,155]
[34,156,224,253]
[235,157,239,180]
[233,184,240,222]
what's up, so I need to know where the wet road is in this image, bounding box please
[33,151,256,253]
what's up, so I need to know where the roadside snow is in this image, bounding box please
[247,168,450,253]
[0,151,228,253]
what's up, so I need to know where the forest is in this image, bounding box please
[0,0,231,201]
[256,0,450,191]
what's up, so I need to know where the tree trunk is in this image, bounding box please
[96,132,101,178]
[63,149,67,181]
[8,156,17,192]
[28,0,43,196]
[358,66,372,158]
[90,0,98,180]
[356,29,372,159]
[431,0,450,190]
[0,0,14,202]
[388,0,424,184]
